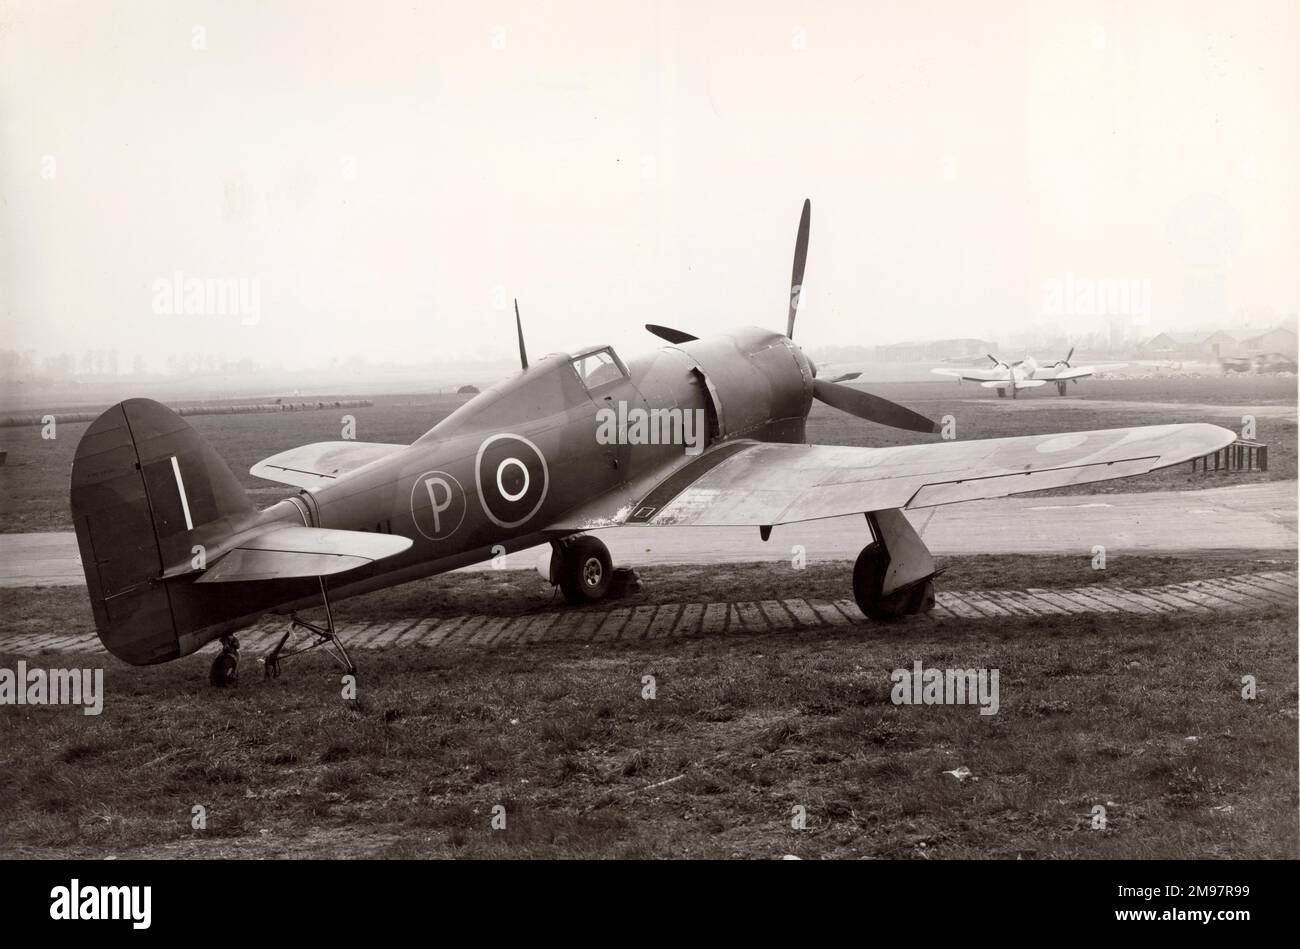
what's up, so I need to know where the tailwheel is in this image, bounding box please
[208,635,241,688]
[558,535,614,604]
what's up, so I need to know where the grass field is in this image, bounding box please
[0,556,1295,859]
[0,376,1295,532]
[1,375,1294,860]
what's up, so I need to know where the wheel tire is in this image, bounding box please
[852,543,890,620]
[209,652,238,687]
[559,536,613,605]
[854,544,932,621]
[1057,382,1067,396]
[996,388,1006,398]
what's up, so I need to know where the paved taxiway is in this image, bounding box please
[972,398,1298,421]
[1,481,1293,588]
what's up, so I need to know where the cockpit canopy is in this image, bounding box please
[417,344,630,442]
[567,346,628,391]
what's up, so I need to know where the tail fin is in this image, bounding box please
[71,399,258,665]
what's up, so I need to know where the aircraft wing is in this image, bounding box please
[251,441,407,488]
[550,423,1234,529]
[195,526,412,583]
[932,368,1006,382]
[1047,363,1128,381]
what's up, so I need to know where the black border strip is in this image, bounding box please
[624,441,755,523]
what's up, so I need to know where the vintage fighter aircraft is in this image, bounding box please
[932,350,1127,397]
[71,200,1232,681]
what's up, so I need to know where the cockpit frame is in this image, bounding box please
[566,345,630,395]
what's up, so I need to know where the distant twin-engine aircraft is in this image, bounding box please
[932,350,1127,397]
[71,200,1230,684]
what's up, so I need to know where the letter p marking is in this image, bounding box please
[424,476,452,534]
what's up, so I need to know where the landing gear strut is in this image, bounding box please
[551,534,614,604]
[852,509,936,620]
[262,578,356,678]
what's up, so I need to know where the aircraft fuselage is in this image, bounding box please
[179,326,816,646]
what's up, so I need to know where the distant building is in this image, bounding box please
[1200,330,1242,359]
[1135,332,1181,358]
[1137,326,1296,361]
[1138,330,1243,360]
[1239,326,1297,358]
[874,338,996,362]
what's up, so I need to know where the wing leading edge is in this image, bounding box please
[1042,363,1128,381]
[932,367,1007,383]
[552,423,1234,530]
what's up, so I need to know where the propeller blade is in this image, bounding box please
[645,324,698,344]
[987,353,1001,367]
[813,378,938,434]
[787,198,811,339]
[824,371,862,384]
[514,299,528,370]
[1064,346,1074,366]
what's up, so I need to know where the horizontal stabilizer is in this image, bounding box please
[196,526,411,583]
[251,441,406,488]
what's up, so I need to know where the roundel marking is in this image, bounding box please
[476,433,548,528]
[497,458,530,502]
[409,470,467,540]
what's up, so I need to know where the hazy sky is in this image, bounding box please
[2,0,1297,370]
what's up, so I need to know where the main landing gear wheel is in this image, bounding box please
[850,509,937,621]
[558,535,614,604]
[852,544,934,620]
[996,388,1006,398]
[1056,381,1068,396]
